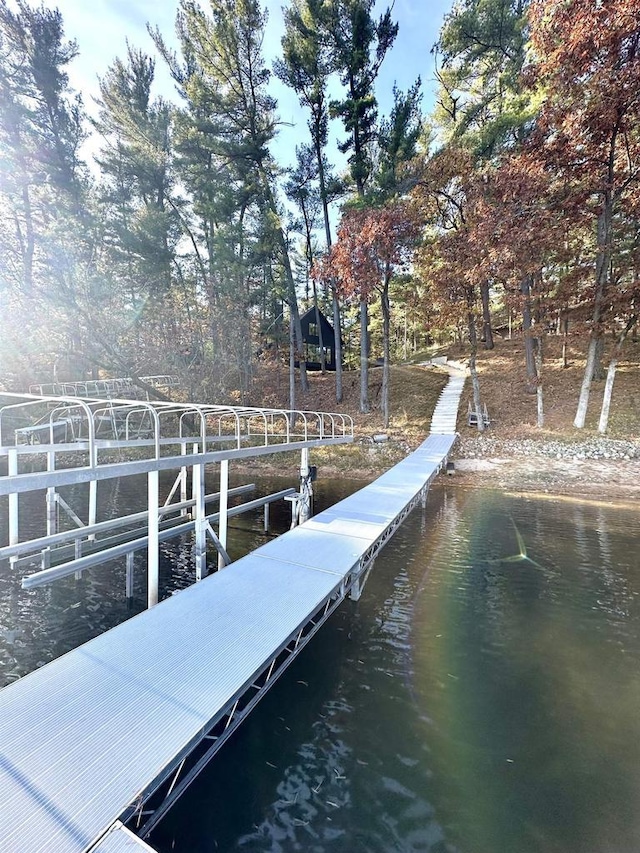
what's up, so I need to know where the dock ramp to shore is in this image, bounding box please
[0,369,464,853]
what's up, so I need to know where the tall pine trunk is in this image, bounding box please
[561,309,569,368]
[381,274,391,428]
[574,130,616,428]
[360,299,370,413]
[332,290,343,402]
[535,335,544,427]
[598,316,636,433]
[521,274,537,392]
[263,181,309,394]
[292,296,309,393]
[289,309,296,413]
[314,131,343,401]
[480,280,494,349]
[311,278,326,373]
[574,199,611,427]
[468,308,484,433]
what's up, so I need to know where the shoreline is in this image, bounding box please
[236,447,640,503]
[448,456,640,502]
[450,433,640,501]
[228,428,640,502]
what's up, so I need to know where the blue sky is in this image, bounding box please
[38,0,453,169]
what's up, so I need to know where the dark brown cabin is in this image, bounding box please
[298,308,340,371]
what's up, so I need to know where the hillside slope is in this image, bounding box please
[245,334,640,495]
[460,335,640,440]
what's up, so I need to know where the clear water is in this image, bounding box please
[2,478,640,852]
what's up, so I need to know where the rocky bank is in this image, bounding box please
[452,435,640,501]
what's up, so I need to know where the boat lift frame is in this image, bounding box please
[0,393,354,607]
[28,375,181,398]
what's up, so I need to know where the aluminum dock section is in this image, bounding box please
[0,370,464,853]
[90,823,158,852]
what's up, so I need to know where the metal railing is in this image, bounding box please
[0,392,354,607]
[27,375,180,398]
[0,393,354,466]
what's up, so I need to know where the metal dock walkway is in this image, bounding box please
[0,369,464,853]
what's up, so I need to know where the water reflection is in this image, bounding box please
[412,490,640,853]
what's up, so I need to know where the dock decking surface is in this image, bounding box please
[0,371,463,853]
[90,823,157,852]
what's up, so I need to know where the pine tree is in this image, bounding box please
[0,0,88,384]
[276,0,345,398]
[325,0,397,412]
[153,0,309,398]
[96,47,177,298]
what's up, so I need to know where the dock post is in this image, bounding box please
[148,470,159,607]
[74,538,82,580]
[264,502,270,533]
[88,480,97,541]
[191,443,198,508]
[46,450,57,536]
[299,448,312,524]
[8,448,18,565]
[218,460,229,570]
[286,493,299,528]
[180,443,188,517]
[351,559,375,600]
[126,552,134,600]
[194,461,206,580]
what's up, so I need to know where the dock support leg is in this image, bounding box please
[126,552,134,600]
[218,460,229,570]
[194,462,206,580]
[191,443,198,507]
[148,470,159,608]
[8,449,18,566]
[288,494,299,529]
[180,443,188,517]
[421,487,428,509]
[46,451,57,536]
[75,538,82,580]
[299,448,312,524]
[351,559,375,601]
[264,502,270,533]
[88,480,97,541]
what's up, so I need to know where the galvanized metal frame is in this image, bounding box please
[1,392,353,462]
[0,393,354,605]
[130,583,347,839]
[0,485,256,563]
[28,376,180,398]
[15,488,298,591]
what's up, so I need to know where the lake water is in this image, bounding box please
[1,476,640,852]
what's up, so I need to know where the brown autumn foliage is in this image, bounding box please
[312,202,419,303]
[313,201,420,425]
[526,0,640,326]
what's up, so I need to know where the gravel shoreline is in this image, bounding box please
[455,435,639,461]
[451,435,640,501]
[237,434,640,502]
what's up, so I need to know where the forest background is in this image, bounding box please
[0,0,638,436]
